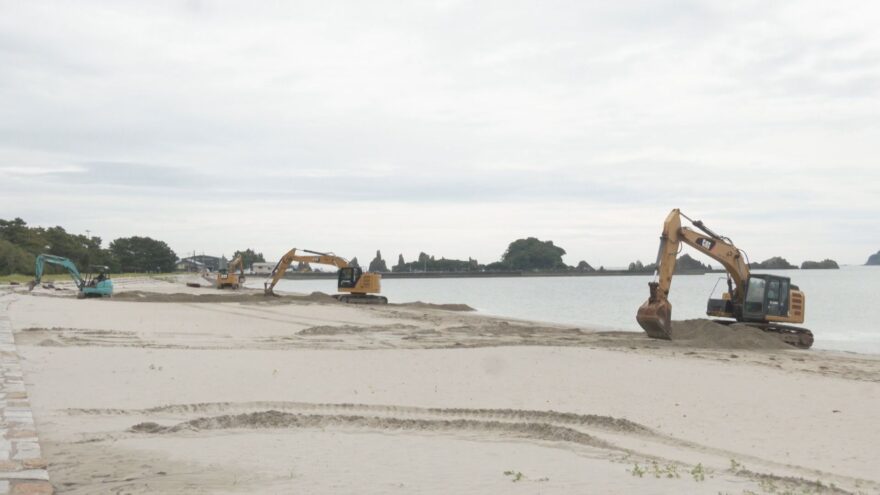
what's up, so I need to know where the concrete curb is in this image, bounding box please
[0,294,53,495]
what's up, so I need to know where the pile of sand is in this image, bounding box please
[669,319,792,350]
[395,301,475,311]
[111,291,261,303]
[110,291,339,304]
[298,323,418,335]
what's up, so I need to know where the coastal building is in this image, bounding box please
[178,255,221,271]
[175,258,206,272]
[252,262,275,275]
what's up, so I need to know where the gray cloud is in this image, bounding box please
[1,0,878,265]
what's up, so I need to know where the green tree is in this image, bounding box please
[233,248,265,270]
[109,236,177,272]
[0,218,45,254]
[0,218,116,272]
[501,237,567,270]
[350,257,360,268]
[0,239,33,275]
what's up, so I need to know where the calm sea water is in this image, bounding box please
[254,266,880,354]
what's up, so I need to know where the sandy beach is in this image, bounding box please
[2,276,879,494]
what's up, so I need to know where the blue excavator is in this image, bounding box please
[27,254,114,298]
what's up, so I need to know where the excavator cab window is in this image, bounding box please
[338,267,362,289]
[744,275,791,320]
[744,277,765,315]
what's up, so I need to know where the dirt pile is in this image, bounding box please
[110,291,338,305]
[298,323,418,335]
[130,410,613,450]
[395,301,475,311]
[669,319,792,350]
[112,291,261,303]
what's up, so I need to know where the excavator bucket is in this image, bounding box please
[636,282,673,340]
[26,280,36,292]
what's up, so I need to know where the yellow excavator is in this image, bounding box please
[636,209,813,349]
[216,255,245,289]
[263,248,387,304]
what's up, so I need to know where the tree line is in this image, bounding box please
[14,216,832,276]
[0,217,177,275]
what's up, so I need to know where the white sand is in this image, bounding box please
[4,277,879,494]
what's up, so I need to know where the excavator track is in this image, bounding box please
[333,294,389,305]
[713,320,814,349]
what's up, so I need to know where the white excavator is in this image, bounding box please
[636,209,813,349]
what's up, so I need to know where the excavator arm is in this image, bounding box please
[29,254,85,291]
[263,248,350,295]
[637,209,750,339]
[228,255,244,276]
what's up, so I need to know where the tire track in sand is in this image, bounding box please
[66,401,870,493]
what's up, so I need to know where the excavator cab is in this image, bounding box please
[337,267,363,289]
[80,266,113,298]
[707,274,797,322]
[742,274,791,320]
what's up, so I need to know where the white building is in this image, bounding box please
[252,262,276,275]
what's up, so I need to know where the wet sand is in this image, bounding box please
[4,277,879,494]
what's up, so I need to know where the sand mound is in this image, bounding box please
[669,319,792,350]
[299,324,418,335]
[396,301,475,311]
[111,291,256,303]
[130,410,613,449]
[110,290,338,305]
[298,291,339,303]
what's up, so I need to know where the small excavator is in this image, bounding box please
[27,254,113,298]
[216,255,245,289]
[636,209,813,349]
[264,248,387,304]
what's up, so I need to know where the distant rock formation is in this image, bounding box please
[676,254,709,272]
[801,259,839,269]
[750,257,796,269]
[626,254,707,273]
[394,254,407,272]
[867,251,880,266]
[627,260,656,273]
[368,250,388,273]
[574,260,595,272]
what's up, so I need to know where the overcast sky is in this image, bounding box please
[1,0,878,267]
